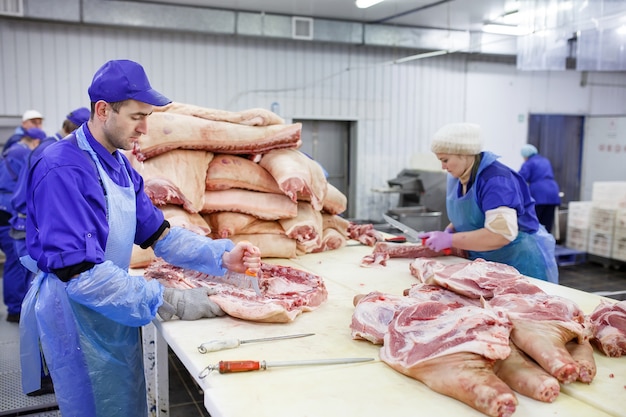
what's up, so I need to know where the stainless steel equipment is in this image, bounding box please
[381,169,449,231]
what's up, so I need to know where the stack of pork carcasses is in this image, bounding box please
[126,102,349,268]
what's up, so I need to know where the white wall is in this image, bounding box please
[2,17,625,221]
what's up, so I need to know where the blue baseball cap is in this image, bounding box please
[66,107,90,126]
[24,128,47,141]
[87,59,171,106]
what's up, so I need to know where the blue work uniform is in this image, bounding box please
[447,151,558,283]
[0,141,35,316]
[2,126,25,152]
[519,153,561,232]
[20,124,166,416]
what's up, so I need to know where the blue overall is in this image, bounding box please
[20,127,161,416]
[447,152,558,283]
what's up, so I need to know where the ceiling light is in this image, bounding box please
[482,23,532,36]
[356,0,385,9]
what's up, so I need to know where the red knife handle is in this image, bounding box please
[219,360,261,373]
[385,236,407,243]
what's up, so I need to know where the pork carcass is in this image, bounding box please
[134,112,301,161]
[202,189,297,220]
[259,149,327,211]
[380,302,516,417]
[205,212,284,238]
[487,292,591,384]
[205,154,283,194]
[493,341,561,403]
[145,259,327,323]
[588,299,626,357]
[155,102,285,126]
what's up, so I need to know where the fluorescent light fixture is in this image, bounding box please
[356,0,384,9]
[482,23,531,36]
[394,50,448,64]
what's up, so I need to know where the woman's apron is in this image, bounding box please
[20,127,146,416]
[447,152,558,283]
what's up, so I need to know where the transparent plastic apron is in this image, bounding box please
[447,152,557,283]
[20,127,144,416]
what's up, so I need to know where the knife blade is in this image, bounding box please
[197,333,315,354]
[382,213,422,241]
[199,357,375,377]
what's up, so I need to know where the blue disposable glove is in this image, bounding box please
[153,226,235,276]
[418,231,453,252]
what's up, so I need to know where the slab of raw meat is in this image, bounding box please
[409,258,543,299]
[206,154,283,194]
[361,242,466,267]
[380,302,515,417]
[280,202,323,253]
[229,234,297,259]
[348,223,383,247]
[134,112,301,161]
[160,205,211,236]
[493,341,560,403]
[128,149,213,213]
[310,228,346,253]
[588,299,626,357]
[205,212,284,238]
[201,189,297,220]
[322,183,347,215]
[155,102,285,126]
[259,149,327,211]
[487,292,590,383]
[143,178,196,213]
[406,283,482,308]
[350,291,418,344]
[565,339,597,383]
[145,260,327,323]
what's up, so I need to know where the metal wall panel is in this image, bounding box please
[1,18,626,221]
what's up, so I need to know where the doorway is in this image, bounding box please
[294,119,354,218]
[527,114,585,205]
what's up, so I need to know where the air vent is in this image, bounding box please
[292,16,313,40]
[0,0,23,16]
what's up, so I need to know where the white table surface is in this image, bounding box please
[149,244,626,417]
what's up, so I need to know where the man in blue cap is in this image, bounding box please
[2,110,44,152]
[0,127,46,323]
[19,59,261,416]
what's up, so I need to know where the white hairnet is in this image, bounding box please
[431,123,483,155]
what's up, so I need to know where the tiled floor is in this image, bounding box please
[1,257,625,417]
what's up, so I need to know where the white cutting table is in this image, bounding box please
[144,244,626,417]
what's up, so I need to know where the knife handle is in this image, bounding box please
[218,360,262,373]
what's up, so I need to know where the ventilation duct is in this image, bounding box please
[292,16,313,40]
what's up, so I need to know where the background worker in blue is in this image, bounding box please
[19,59,261,416]
[10,106,91,251]
[519,144,561,233]
[418,123,558,283]
[0,127,46,322]
[3,110,44,152]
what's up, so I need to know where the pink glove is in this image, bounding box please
[422,231,453,252]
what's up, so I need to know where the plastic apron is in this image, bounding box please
[20,127,146,417]
[446,152,558,283]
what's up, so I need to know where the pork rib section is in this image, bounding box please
[380,302,516,417]
[588,299,626,357]
[145,260,327,323]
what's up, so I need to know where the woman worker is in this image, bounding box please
[519,144,561,233]
[419,123,558,283]
[19,59,261,416]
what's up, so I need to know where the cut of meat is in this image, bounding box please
[134,112,301,161]
[350,291,418,344]
[406,283,482,308]
[487,292,589,384]
[143,177,196,213]
[310,228,346,253]
[259,149,327,211]
[322,183,347,215]
[128,149,213,213]
[201,189,298,220]
[409,258,543,299]
[588,299,626,357]
[205,212,284,238]
[565,339,596,383]
[205,154,283,194]
[380,302,515,417]
[145,260,327,323]
[154,102,285,126]
[493,342,560,403]
[280,202,323,253]
[229,234,297,259]
[347,223,383,247]
[160,205,211,236]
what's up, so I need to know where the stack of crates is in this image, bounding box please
[612,209,626,262]
[587,182,626,260]
[566,201,593,252]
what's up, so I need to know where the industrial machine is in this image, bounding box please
[379,169,449,233]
